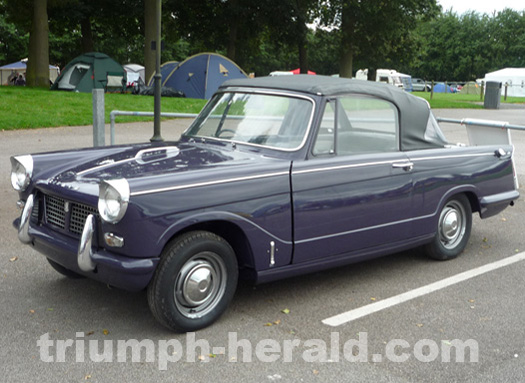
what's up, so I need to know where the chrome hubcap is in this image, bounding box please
[442,209,459,240]
[182,263,215,306]
[174,252,227,319]
[439,201,465,249]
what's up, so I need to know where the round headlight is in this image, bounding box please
[98,179,130,223]
[10,155,33,191]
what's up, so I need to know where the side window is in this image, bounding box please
[313,95,399,156]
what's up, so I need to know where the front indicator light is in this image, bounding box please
[104,233,124,248]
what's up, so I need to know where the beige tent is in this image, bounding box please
[462,81,481,95]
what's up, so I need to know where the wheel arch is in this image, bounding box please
[158,215,256,279]
[436,186,481,216]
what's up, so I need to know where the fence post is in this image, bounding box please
[480,81,484,102]
[431,81,434,100]
[504,83,508,101]
[92,89,105,147]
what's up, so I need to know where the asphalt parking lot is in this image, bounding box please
[1,107,524,382]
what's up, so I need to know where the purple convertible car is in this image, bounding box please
[11,76,519,331]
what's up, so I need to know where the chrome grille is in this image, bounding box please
[31,196,40,220]
[70,203,98,235]
[43,193,98,236]
[45,195,66,229]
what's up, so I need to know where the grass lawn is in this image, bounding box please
[1,86,523,131]
[415,91,524,109]
[0,87,207,131]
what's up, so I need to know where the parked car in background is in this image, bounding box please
[11,76,519,332]
[412,77,431,92]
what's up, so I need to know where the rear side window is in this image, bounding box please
[313,95,399,156]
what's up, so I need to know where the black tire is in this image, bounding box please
[147,231,238,332]
[47,258,85,279]
[425,195,472,260]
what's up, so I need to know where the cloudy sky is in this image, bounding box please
[437,0,525,15]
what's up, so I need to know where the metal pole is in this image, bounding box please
[92,89,105,147]
[150,0,163,142]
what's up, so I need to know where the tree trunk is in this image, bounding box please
[144,0,156,84]
[339,48,353,78]
[26,0,49,87]
[339,1,354,78]
[296,2,309,74]
[226,0,239,61]
[298,38,308,74]
[227,21,238,60]
[80,16,94,53]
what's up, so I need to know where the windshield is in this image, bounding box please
[184,92,314,150]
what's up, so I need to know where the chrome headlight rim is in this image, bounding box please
[98,179,130,224]
[10,155,33,192]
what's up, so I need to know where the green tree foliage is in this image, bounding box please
[2,0,525,85]
[415,9,525,81]
[0,0,29,64]
[318,0,439,78]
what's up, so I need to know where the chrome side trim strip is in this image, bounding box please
[293,152,495,176]
[293,159,400,175]
[295,212,436,244]
[410,152,495,162]
[130,171,289,196]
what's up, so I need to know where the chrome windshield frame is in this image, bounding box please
[182,88,316,152]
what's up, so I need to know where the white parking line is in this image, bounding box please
[322,251,525,327]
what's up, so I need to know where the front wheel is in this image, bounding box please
[147,231,238,332]
[424,195,472,260]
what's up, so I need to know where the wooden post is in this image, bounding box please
[504,83,508,101]
[480,81,484,101]
[430,81,434,100]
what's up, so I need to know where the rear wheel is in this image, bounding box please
[425,195,472,260]
[147,231,238,332]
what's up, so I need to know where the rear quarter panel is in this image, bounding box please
[407,145,516,237]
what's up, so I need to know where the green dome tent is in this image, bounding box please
[51,52,125,93]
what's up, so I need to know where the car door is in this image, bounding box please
[291,95,415,263]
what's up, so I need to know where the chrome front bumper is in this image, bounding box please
[15,194,158,291]
[18,196,97,272]
[78,214,96,272]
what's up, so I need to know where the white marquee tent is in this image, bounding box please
[484,68,525,97]
[0,59,60,85]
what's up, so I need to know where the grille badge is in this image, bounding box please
[64,201,70,213]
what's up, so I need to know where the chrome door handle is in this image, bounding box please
[392,162,414,171]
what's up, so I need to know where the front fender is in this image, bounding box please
[157,210,293,271]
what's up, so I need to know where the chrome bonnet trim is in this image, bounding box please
[130,171,289,197]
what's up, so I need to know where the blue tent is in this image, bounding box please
[160,53,247,99]
[433,82,455,93]
[148,61,179,86]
